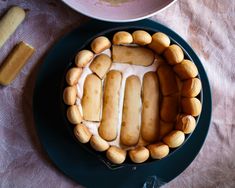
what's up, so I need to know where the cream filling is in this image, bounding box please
[76,49,162,150]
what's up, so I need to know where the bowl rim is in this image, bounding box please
[61,0,178,22]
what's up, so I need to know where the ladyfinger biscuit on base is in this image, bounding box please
[106,146,126,164]
[160,95,179,122]
[66,67,82,86]
[163,130,185,148]
[157,64,179,96]
[74,124,92,143]
[91,36,111,54]
[148,32,170,54]
[81,74,102,121]
[120,75,141,146]
[99,70,122,141]
[148,142,169,159]
[175,114,196,134]
[90,135,109,152]
[159,121,174,139]
[89,54,112,79]
[141,72,160,142]
[112,45,154,66]
[129,146,149,163]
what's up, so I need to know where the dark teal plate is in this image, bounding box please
[33,19,212,188]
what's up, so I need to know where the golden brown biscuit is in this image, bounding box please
[63,86,77,105]
[148,32,170,54]
[159,121,174,139]
[181,97,202,117]
[181,78,201,97]
[74,124,92,143]
[141,72,160,142]
[91,36,111,54]
[148,142,169,159]
[66,67,83,86]
[75,50,94,67]
[89,54,112,79]
[82,74,102,121]
[106,146,126,164]
[0,42,35,85]
[0,6,25,48]
[112,45,154,66]
[132,30,152,45]
[164,44,184,65]
[120,75,141,146]
[160,95,179,122]
[90,135,109,152]
[129,146,150,163]
[175,114,196,134]
[67,105,82,124]
[173,60,198,80]
[99,70,122,141]
[157,64,179,96]
[163,130,185,148]
[113,31,133,45]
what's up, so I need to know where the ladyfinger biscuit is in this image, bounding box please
[91,36,111,54]
[99,70,122,141]
[163,130,185,148]
[120,75,141,146]
[141,72,160,142]
[181,78,201,97]
[173,60,198,80]
[113,31,133,45]
[181,97,202,117]
[89,54,112,79]
[106,146,126,164]
[0,41,35,85]
[148,32,170,54]
[81,74,102,121]
[63,86,77,105]
[90,135,109,152]
[0,6,25,48]
[159,121,174,139]
[132,30,152,45]
[74,124,92,143]
[75,50,94,68]
[67,105,82,124]
[157,64,179,96]
[164,44,184,65]
[148,142,169,159]
[160,95,179,122]
[66,67,82,86]
[112,45,154,66]
[129,146,149,163]
[175,114,196,134]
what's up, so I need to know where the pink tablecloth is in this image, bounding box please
[0,0,234,187]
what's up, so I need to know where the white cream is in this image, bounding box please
[76,49,162,150]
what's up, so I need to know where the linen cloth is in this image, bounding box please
[0,0,234,187]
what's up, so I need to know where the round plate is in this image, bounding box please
[61,0,177,22]
[33,19,212,188]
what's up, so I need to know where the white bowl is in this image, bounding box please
[62,0,177,22]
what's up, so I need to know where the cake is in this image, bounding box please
[63,30,202,164]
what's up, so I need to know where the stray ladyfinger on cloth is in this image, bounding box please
[0,6,26,48]
[0,41,35,86]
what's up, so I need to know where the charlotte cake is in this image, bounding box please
[63,30,202,164]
